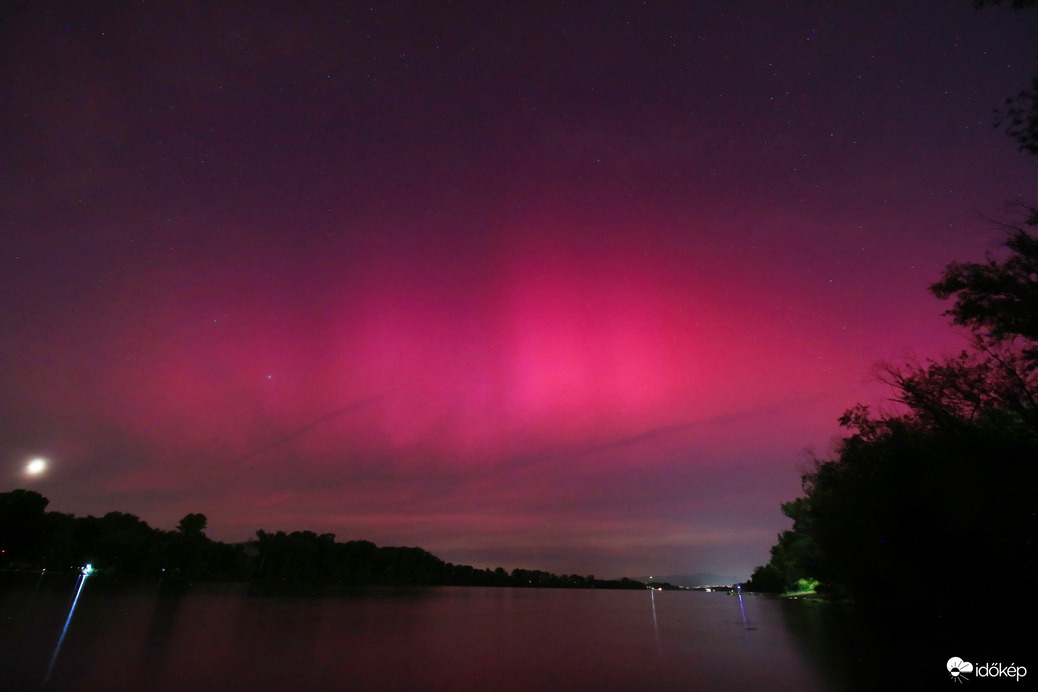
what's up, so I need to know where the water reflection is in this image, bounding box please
[0,578,957,692]
[44,564,93,683]
[649,588,661,658]
[136,579,189,688]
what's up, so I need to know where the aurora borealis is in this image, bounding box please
[2,1,1035,579]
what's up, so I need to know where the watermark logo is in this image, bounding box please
[947,657,1027,683]
[948,657,973,683]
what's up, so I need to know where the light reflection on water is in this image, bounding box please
[43,566,92,683]
[1,577,874,691]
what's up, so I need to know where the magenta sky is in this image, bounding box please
[2,1,1035,580]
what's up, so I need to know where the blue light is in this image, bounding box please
[45,565,93,682]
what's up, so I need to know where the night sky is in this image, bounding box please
[2,1,1035,580]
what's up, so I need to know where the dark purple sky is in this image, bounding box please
[2,1,1035,579]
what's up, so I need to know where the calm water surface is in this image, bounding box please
[0,577,918,691]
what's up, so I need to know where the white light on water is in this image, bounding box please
[45,564,93,683]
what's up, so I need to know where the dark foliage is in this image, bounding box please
[931,224,1038,349]
[0,494,645,591]
[973,0,1038,10]
[0,489,49,565]
[754,10,1038,603]
[996,76,1038,156]
[974,0,1038,154]
[749,224,1038,615]
[1,503,244,581]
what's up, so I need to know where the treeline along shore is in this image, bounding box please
[0,490,650,592]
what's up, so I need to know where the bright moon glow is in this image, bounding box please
[26,457,47,475]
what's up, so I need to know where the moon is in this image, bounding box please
[26,457,47,475]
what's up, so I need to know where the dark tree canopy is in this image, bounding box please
[974,0,1038,154]
[931,224,1038,348]
[972,0,1038,10]
[0,490,644,590]
[748,226,1038,612]
[995,76,1038,156]
[0,489,50,564]
[740,1,1038,602]
[879,345,1038,432]
[176,512,208,538]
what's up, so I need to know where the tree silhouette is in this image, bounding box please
[974,0,1038,153]
[0,493,648,589]
[0,489,49,566]
[176,513,208,538]
[750,225,1038,608]
[996,76,1038,156]
[931,222,1038,348]
[973,0,1038,10]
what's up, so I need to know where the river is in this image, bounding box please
[0,575,995,691]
